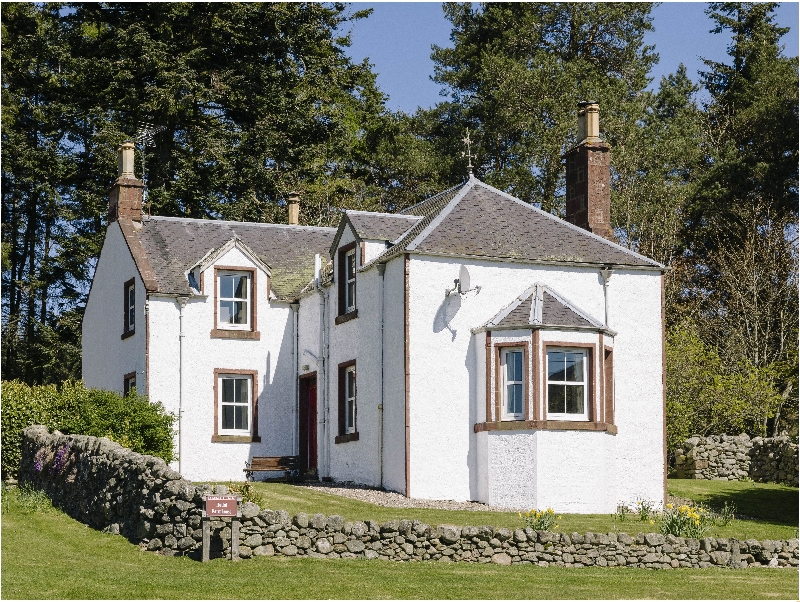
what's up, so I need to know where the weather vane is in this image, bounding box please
[461,128,474,176]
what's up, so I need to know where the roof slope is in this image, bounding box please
[329,211,422,256]
[367,177,661,269]
[137,216,335,300]
[481,283,606,331]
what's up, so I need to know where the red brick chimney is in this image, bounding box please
[108,141,144,223]
[563,102,614,241]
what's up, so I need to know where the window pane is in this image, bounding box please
[566,385,585,414]
[233,275,247,299]
[346,399,355,431]
[506,350,522,382]
[235,405,248,431]
[547,351,566,380]
[220,300,233,323]
[220,275,233,298]
[222,378,235,403]
[346,252,355,278]
[222,405,235,430]
[347,282,355,309]
[347,368,356,398]
[235,378,248,403]
[548,384,565,413]
[565,352,584,382]
[507,383,523,414]
[232,301,247,324]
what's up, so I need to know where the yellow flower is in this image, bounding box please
[666,503,673,509]
[649,520,654,525]
[557,516,562,520]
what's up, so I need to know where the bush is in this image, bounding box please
[666,321,782,461]
[1,380,175,478]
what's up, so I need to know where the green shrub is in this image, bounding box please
[1,380,175,478]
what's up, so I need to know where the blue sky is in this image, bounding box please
[343,2,799,113]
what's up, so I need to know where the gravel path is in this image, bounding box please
[294,481,525,513]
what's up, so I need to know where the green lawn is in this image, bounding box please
[2,488,798,600]
[232,479,798,540]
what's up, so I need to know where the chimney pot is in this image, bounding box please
[118,141,136,178]
[288,191,300,226]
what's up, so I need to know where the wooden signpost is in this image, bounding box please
[201,494,242,562]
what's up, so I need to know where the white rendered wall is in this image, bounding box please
[323,227,387,487]
[404,255,663,511]
[380,256,408,494]
[82,222,147,394]
[147,245,295,482]
[607,270,665,507]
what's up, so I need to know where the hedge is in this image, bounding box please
[1,380,174,478]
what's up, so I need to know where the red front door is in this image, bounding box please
[298,376,317,472]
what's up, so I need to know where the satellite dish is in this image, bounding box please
[458,265,470,294]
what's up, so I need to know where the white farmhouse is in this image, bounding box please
[83,103,666,512]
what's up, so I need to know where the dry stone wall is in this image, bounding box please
[19,426,798,568]
[674,434,798,487]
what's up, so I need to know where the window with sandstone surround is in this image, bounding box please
[501,347,525,420]
[546,347,589,421]
[335,360,358,443]
[336,242,358,324]
[211,267,260,340]
[212,369,260,443]
[122,278,135,339]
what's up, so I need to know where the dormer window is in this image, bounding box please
[336,242,358,324]
[218,271,250,329]
[211,266,260,340]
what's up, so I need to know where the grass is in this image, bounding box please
[222,479,798,541]
[2,486,798,600]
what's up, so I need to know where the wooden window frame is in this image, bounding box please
[212,368,260,443]
[122,278,135,339]
[336,242,358,324]
[335,360,359,443]
[545,345,592,422]
[211,266,260,340]
[494,342,530,422]
[123,371,137,396]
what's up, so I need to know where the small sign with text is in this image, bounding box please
[205,495,239,517]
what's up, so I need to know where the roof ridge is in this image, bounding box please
[346,210,421,219]
[146,215,337,232]
[398,181,466,215]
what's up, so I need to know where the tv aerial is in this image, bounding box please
[135,121,165,205]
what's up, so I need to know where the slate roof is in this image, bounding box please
[365,177,661,269]
[479,283,607,332]
[135,216,335,301]
[329,211,422,256]
[126,176,660,303]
